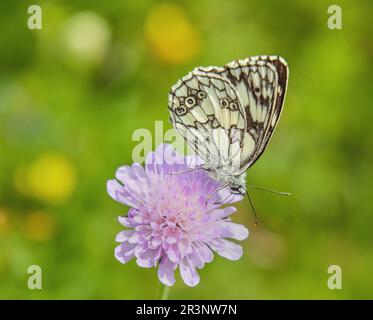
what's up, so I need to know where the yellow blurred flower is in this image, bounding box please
[14,153,76,204]
[145,2,201,64]
[62,11,111,66]
[0,208,10,235]
[24,210,56,242]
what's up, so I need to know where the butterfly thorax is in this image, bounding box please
[208,167,247,195]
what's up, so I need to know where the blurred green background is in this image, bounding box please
[0,0,372,299]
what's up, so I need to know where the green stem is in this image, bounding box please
[160,285,170,300]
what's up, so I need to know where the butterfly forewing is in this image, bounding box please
[169,71,247,170]
[168,55,288,175]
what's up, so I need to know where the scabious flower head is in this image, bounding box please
[107,144,249,287]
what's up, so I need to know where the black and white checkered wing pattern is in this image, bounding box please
[168,55,288,175]
[168,71,252,171]
[217,55,288,172]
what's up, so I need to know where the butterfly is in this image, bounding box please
[168,55,289,203]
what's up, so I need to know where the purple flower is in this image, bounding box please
[107,144,249,287]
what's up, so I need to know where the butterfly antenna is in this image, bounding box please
[247,185,291,196]
[244,188,259,227]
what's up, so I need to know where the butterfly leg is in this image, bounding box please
[169,166,206,176]
[206,183,230,206]
[213,191,233,206]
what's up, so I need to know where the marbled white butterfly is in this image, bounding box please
[168,55,289,213]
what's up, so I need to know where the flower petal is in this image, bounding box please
[189,250,204,269]
[178,238,192,257]
[163,144,185,168]
[145,144,167,175]
[116,166,146,199]
[128,232,142,244]
[211,206,237,220]
[180,257,200,287]
[115,242,136,264]
[217,221,249,241]
[149,236,162,249]
[165,244,179,263]
[216,188,243,204]
[144,150,157,173]
[117,215,134,227]
[115,230,135,242]
[197,243,214,263]
[208,239,243,260]
[136,248,161,268]
[107,180,140,208]
[116,165,136,184]
[131,163,147,179]
[158,256,176,286]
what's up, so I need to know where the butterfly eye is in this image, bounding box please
[185,97,196,107]
[197,91,206,99]
[175,106,187,116]
[230,102,238,110]
[220,98,229,108]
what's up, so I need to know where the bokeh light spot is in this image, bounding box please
[24,210,57,242]
[0,208,10,235]
[14,153,76,204]
[61,11,111,66]
[145,2,201,64]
